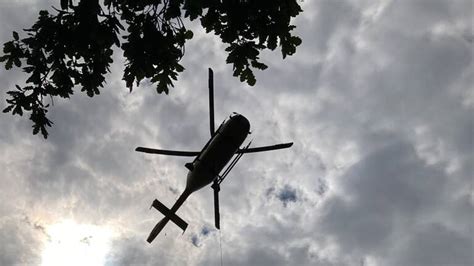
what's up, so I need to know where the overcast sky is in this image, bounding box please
[0,0,473,265]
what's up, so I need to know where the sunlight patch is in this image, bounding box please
[41,220,113,266]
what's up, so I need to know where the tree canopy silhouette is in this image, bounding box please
[1,0,302,138]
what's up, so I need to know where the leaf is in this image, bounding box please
[184,0,202,20]
[23,66,35,73]
[33,125,40,135]
[14,58,21,67]
[13,31,19,41]
[245,69,256,86]
[39,10,49,17]
[156,81,167,94]
[26,72,41,84]
[60,0,68,10]
[175,63,184,72]
[41,126,48,139]
[2,105,14,113]
[251,60,267,70]
[5,59,13,70]
[12,105,23,116]
[3,41,14,54]
[267,35,277,50]
[291,36,302,46]
[184,30,193,40]
[247,77,256,86]
[113,17,125,31]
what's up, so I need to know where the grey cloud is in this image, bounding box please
[190,234,200,247]
[105,237,154,265]
[318,140,472,264]
[390,222,473,266]
[0,217,43,265]
[189,226,213,247]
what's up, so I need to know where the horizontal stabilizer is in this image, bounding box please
[151,199,188,232]
[136,147,200,157]
[237,142,293,154]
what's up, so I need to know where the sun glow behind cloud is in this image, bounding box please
[41,220,113,266]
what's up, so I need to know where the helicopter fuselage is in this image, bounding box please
[141,69,293,243]
[185,113,250,193]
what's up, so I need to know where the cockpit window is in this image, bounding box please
[230,112,240,118]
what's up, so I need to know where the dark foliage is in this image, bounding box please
[1,0,302,138]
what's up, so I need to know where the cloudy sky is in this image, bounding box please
[0,0,473,265]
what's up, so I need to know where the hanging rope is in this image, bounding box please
[219,229,224,266]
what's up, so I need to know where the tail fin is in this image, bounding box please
[147,217,170,243]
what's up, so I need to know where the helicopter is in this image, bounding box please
[136,68,293,243]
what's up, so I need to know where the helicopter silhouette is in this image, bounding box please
[136,68,293,243]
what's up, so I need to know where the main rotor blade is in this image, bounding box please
[135,147,200,157]
[209,68,215,136]
[237,142,293,154]
[212,181,220,229]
